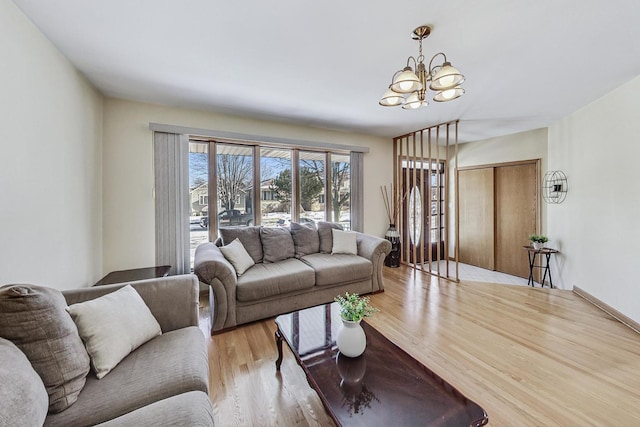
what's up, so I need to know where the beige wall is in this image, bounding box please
[548,74,640,321]
[102,98,392,273]
[456,128,548,170]
[0,0,103,289]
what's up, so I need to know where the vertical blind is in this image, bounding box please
[350,151,364,232]
[153,132,190,275]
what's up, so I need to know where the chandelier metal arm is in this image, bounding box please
[388,69,403,87]
[405,56,418,70]
[428,52,448,75]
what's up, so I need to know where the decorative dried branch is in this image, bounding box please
[380,183,407,225]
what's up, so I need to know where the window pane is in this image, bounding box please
[299,151,325,224]
[330,154,351,229]
[260,148,291,228]
[189,142,209,270]
[216,144,254,229]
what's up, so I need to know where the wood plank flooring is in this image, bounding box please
[200,265,640,426]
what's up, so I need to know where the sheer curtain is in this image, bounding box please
[153,132,190,274]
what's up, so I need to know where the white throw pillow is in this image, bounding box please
[331,229,357,255]
[66,285,162,379]
[219,238,255,276]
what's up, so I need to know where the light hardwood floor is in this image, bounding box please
[200,266,640,426]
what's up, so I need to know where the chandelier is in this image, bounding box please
[379,25,465,110]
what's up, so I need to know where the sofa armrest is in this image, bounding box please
[62,274,200,333]
[193,242,238,333]
[356,233,392,292]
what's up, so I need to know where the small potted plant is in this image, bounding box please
[334,292,379,357]
[528,234,549,250]
[335,292,379,322]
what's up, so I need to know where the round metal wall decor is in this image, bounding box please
[542,170,568,204]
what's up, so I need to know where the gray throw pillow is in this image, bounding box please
[219,226,263,263]
[290,222,320,258]
[317,221,344,254]
[0,284,90,413]
[219,238,255,276]
[260,227,295,263]
[0,338,48,426]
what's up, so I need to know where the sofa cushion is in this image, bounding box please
[220,226,263,263]
[44,326,208,427]
[0,337,48,426]
[260,226,295,263]
[317,221,344,253]
[66,285,162,379]
[236,258,316,302]
[290,221,320,258]
[219,238,255,276]
[332,229,357,255]
[301,253,373,286]
[95,391,214,427]
[0,284,90,413]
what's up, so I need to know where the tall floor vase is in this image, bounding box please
[384,223,401,268]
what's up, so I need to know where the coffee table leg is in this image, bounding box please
[275,329,284,370]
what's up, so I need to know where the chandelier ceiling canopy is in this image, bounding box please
[380,25,465,110]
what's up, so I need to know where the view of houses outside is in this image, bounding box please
[189,142,209,268]
[188,142,351,268]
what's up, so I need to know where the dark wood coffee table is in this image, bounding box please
[275,303,488,427]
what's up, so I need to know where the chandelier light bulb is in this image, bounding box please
[430,62,465,91]
[390,67,422,94]
[379,88,404,106]
[402,92,426,110]
[433,86,464,102]
[441,89,456,99]
[399,81,414,92]
[439,75,455,88]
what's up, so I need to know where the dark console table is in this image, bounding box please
[94,265,171,286]
[523,246,558,288]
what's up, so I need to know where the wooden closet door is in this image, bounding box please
[494,163,538,278]
[458,168,495,270]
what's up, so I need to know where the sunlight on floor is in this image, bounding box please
[427,261,534,287]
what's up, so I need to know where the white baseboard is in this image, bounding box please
[573,286,640,334]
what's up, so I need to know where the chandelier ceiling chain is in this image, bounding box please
[379,25,466,110]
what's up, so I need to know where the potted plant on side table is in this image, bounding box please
[334,292,379,358]
[528,234,549,250]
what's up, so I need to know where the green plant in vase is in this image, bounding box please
[528,234,549,250]
[335,292,379,322]
[334,292,379,357]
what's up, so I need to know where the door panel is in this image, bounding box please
[494,164,538,278]
[458,168,495,270]
[401,166,445,264]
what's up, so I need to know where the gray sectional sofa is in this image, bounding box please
[0,275,214,427]
[194,222,391,334]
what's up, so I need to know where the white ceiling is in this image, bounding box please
[11,0,640,142]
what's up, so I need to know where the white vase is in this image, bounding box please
[336,318,366,358]
[533,241,543,250]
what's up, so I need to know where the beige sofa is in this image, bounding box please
[194,222,391,334]
[0,275,214,427]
